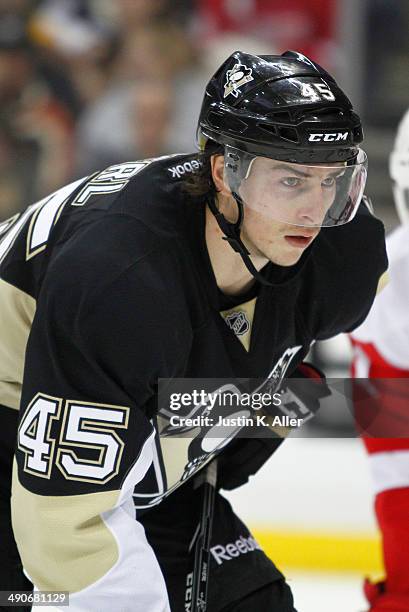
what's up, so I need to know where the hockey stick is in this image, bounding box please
[186,459,218,612]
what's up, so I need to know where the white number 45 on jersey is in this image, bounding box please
[18,393,129,484]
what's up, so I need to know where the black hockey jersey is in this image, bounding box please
[0,153,387,610]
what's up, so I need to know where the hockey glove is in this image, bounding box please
[364,577,409,611]
[260,362,331,436]
[217,362,331,490]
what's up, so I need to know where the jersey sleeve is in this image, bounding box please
[11,217,191,612]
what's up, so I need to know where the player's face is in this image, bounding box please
[217,188,321,267]
[239,157,341,227]
[211,154,349,267]
[239,158,345,265]
[214,160,330,266]
[239,205,320,267]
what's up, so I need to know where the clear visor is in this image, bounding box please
[224,146,368,228]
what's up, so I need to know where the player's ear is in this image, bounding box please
[210,155,231,196]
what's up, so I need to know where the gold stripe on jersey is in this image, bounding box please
[0,279,36,410]
[376,270,389,294]
[220,297,257,351]
[11,460,120,593]
[156,421,200,487]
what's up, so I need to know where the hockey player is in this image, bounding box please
[351,109,409,612]
[0,51,387,611]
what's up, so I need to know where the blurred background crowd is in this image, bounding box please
[0,0,408,223]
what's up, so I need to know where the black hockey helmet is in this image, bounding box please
[197,50,363,164]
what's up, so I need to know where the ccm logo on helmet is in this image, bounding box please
[308,132,349,142]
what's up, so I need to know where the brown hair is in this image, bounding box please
[182,142,223,199]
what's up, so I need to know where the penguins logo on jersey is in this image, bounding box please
[224,311,250,336]
[223,63,254,99]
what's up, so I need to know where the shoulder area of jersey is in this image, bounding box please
[314,195,385,249]
[310,194,387,290]
[60,153,202,220]
[113,152,204,185]
[80,152,204,199]
[162,153,204,182]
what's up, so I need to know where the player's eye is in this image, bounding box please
[281,177,302,187]
[321,177,336,188]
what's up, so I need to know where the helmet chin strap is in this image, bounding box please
[206,194,275,287]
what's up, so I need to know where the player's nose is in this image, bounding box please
[295,187,328,226]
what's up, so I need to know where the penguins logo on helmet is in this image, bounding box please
[223,63,254,99]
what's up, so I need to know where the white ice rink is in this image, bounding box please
[289,571,367,612]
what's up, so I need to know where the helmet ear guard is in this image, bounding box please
[224,147,254,194]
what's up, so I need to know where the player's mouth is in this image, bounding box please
[284,234,316,248]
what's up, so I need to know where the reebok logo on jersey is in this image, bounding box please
[168,159,202,179]
[224,311,250,336]
[210,535,262,565]
[308,132,349,143]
